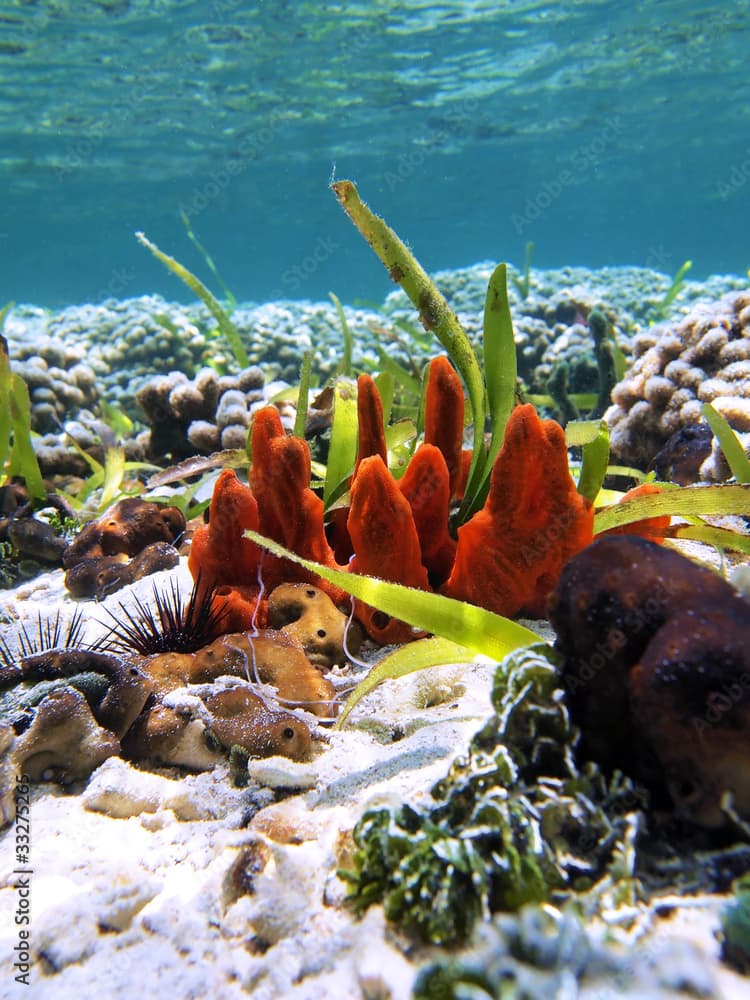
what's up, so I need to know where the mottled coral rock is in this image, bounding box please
[9,687,121,783]
[142,629,337,719]
[549,534,750,828]
[64,540,182,599]
[203,687,312,762]
[606,290,750,478]
[8,647,153,740]
[267,582,358,668]
[64,496,185,566]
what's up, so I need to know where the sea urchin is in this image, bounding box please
[101,574,228,655]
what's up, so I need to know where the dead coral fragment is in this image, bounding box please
[9,687,120,784]
[549,534,750,828]
[442,404,594,618]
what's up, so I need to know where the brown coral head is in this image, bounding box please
[203,687,312,761]
[63,497,185,567]
[550,534,750,829]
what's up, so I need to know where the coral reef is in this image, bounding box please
[549,534,750,829]
[606,290,750,478]
[8,340,99,434]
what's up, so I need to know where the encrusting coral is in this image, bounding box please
[549,534,750,829]
[9,687,121,783]
[267,582,361,669]
[140,629,337,719]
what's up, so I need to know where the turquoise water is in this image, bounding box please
[1,0,748,307]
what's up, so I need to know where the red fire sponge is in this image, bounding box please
[598,482,671,543]
[250,406,343,599]
[188,468,263,631]
[347,454,430,644]
[354,373,388,477]
[398,443,456,584]
[423,356,465,498]
[442,403,595,619]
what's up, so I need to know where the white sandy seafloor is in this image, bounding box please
[0,561,748,1000]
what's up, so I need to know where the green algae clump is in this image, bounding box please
[339,645,644,945]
